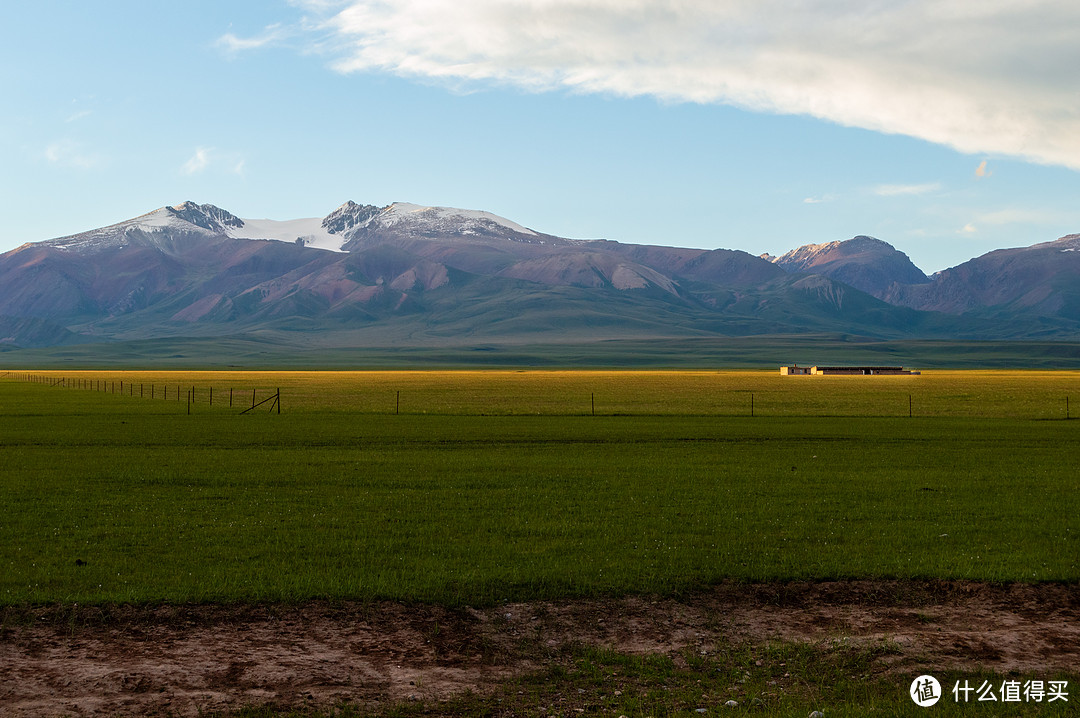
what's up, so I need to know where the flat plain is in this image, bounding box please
[1,369,1078,717]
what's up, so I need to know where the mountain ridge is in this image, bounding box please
[764,235,931,298]
[1,201,1078,351]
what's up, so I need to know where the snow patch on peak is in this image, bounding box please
[41,202,231,251]
[123,207,182,229]
[772,241,842,266]
[321,201,382,235]
[227,217,346,252]
[1052,234,1080,247]
[774,236,893,267]
[38,199,548,255]
[378,202,538,237]
[1031,233,1080,252]
[166,202,243,232]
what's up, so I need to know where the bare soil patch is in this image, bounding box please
[2,580,1077,717]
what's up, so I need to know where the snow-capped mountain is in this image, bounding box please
[368,202,538,237]
[319,201,382,238]
[1,200,1078,350]
[231,201,549,253]
[40,200,550,256]
[40,202,241,252]
[1,199,911,347]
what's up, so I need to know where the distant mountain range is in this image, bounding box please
[1,200,1079,350]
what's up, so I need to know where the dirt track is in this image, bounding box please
[2,581,1078,717]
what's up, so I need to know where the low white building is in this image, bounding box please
[780,365,919,375]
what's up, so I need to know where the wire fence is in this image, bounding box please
[9,373,280,414]
[3,371,1078,420]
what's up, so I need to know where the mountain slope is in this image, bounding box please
[884,234,1080,322]
[1,201,1077,350]
[0,316,87,349]
[766,236,930,297]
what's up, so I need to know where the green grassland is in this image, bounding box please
[2,370,1078,606]
[2,369,1078,717]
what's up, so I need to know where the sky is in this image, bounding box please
[3,1,1080,273]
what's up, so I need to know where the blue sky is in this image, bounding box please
[3,1,1080,273]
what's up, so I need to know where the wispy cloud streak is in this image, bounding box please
[45,140,101,169]
[217,23,289,55]
[182,148,212,175]
[873,183,942,197]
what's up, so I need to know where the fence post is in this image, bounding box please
[591,392,595,416]
[277,388,281,414]
[751,392,754,417]
[909,394,912,418]
[210,387,213,406]
[252,388,256,410]
[396,390,400,415]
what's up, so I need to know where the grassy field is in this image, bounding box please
[6,367,1080,416]
[2,370,1078,606]
[2,370,1077,717]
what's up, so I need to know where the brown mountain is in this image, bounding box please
[0,201,1072,350]
[884,234,1080,323]
[765,236,930,298]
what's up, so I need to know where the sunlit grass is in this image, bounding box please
[6,368,1080,417]
[2,370,1078,606]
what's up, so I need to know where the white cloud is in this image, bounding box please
[288,0,350,9]
[872,182,943,197]
[217,23,288,55]
[957,207,1064,236]
[182,147,212,175]
[293,1,1080,170]
[181,147,247,176]
[975,208,1060,226]
[44,140,101,169]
